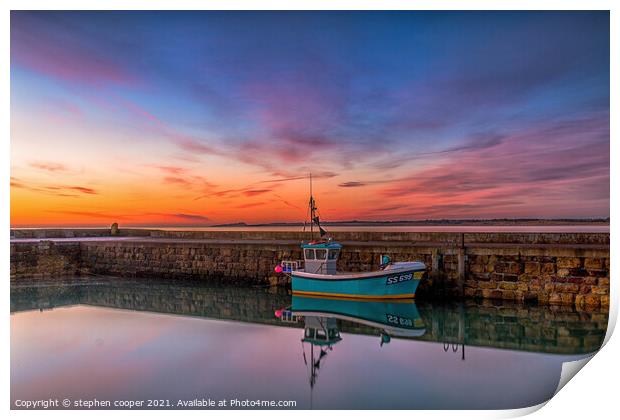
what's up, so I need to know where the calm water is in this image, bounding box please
[11,279,608,410]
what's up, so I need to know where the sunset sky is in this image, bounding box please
[10,11,610,227]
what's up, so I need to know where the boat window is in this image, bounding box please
[315,249,327,260]
[304,249,315,260]
[328,249,339,260]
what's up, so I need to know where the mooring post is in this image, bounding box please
[457,249,465,280]
[457,233,466,297]
[431,248,440,276]
[458,301,465,360]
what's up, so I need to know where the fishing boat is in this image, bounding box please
[275,175,426,299]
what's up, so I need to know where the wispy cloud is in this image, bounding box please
[30,161,69,172]
[236,202,266,209]
[169,213,209,222]
[257,172,339,184]
[11,178,98,197]
[372,113,610,218]
[12,12,139,86]
[242,189,271,197]
[339,181,366,188]
[46,210,131,220]
[162,176,193,187]
[45,185,98,195]
[147,165,187,175]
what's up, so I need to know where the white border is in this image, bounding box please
[3,2,617,420]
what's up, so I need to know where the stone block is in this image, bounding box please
[501,290,516,300]
[478,280,498,289]
[575,295,586,306]
[469,263,485,274]
[503,273,518,282]
[541,263,555,274]
[601,295,610,307]
[555,283,579,294]
[584,277,598,285]
[584,258,603,270]
[524,262,541,275]
[528,278,543,291]
[586,269,608,278]
[465,280,478,289]
[517,282,529,292]
[561,293,574,305]
[464,287,477,298]
[590,285,609,295]
[518,273,530,282]
[495,262,521,274]
[482,289,503,300]
[549,293,562,304]
[556,257,581,269]
[499,281,518,290]
[584,294,600,307]
[490,273,504,282]
[569,267,589,277]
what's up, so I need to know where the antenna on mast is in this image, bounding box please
[305,172,329,240]
[309,173,314,239]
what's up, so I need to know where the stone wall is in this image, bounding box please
[465,251,610,308]
[10,228,610,244]
[11,228,152,239]
[80,241,298,283]
[10,230,610,308]
[10,241,84,279]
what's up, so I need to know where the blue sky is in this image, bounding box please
[10,11,610,225]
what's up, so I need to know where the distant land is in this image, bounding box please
[212,218,610,227]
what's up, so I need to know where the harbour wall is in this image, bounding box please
[10,229,610,308]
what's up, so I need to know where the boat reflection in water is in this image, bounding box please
[276,296,426,402]
[291,295,426,339]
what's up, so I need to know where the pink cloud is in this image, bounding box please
[12,31,137,87]
[149,165,186,175]
[372,114,609,218]
[242,189,271,197]
[30,161,69,172]
[236,202,266,209]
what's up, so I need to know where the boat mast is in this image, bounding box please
[309,173,315,240]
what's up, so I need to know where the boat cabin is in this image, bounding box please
[301,242,342,275]
[303,316,342,346]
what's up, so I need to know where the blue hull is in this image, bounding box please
[291,295,425,332]
[291,270,424,299]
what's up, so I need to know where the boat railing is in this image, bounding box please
[278,309,303,323]
[281,260,304,273]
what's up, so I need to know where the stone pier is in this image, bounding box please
[10,229,610,308]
